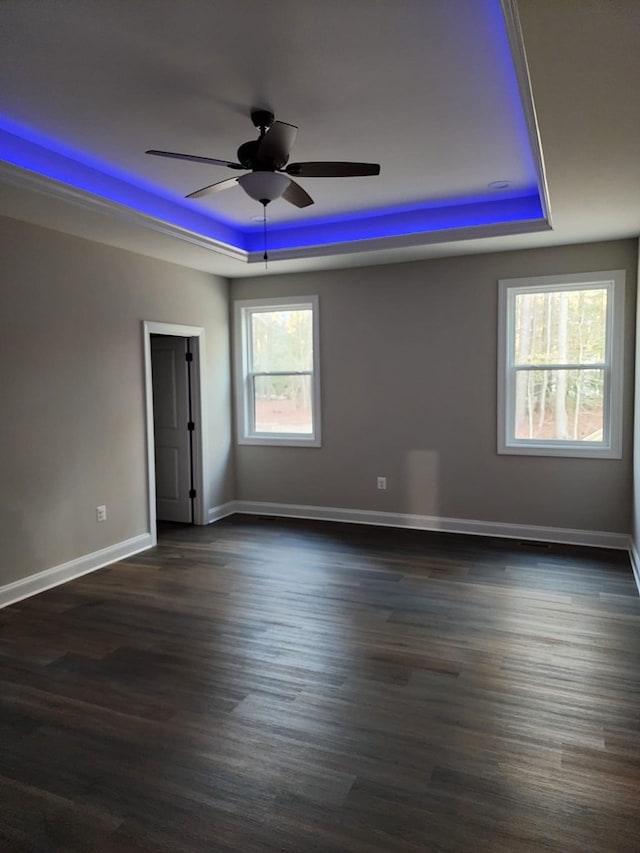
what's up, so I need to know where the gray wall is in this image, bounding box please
[634,239,640,554]
[232,239,638,535]
[1,217,635,595]
[0,216,233,587]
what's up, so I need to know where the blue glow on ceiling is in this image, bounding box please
[0,120,243,249]
[0,0,546,258]
[241,194,543,253]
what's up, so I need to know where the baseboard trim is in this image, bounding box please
[0,533,154,610]
[629,542,640,596]
[3,512,633,610]
[232,501,631,551]
[208,501,238,524]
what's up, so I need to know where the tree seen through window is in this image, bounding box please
[513,288,607,441]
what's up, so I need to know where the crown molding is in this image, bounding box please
[0,160,248,262]
[246,215,552,264]
[500,0,553,227]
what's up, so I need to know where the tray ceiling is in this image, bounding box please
[0,0,637,275]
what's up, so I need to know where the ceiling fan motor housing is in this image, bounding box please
[237,139,290,171]
[237,140,259,169]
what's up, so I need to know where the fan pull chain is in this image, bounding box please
[262,201,269,269]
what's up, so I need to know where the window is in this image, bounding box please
[234,296,321,446]
[498,270,624,458]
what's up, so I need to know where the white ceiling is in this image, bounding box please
[0,0,638,277]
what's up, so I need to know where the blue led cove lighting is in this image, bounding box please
[0,121,244,250]
[240,194,543,253]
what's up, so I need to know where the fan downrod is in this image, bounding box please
[238,110,277,168]
[251,110,275,132]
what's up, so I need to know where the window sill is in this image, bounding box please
[498,441,621,459]
[238,435,321,448]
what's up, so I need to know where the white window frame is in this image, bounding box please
[498,269,625,458]
[234,295,321,447]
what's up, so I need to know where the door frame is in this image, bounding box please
[143,321,208,544]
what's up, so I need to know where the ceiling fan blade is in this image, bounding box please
[257,121,298,167]
[286,161,381,178]
[186,176,240,199]
[282,179,314,208]
[146,149,243,169]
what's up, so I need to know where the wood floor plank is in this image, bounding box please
[1,515,639,851]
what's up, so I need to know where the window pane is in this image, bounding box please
[253,374,313,434]
[514,288,607,366]
[514,368,604,441]
[250,309,313,372]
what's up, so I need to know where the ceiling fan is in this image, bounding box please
[146,109,380,210]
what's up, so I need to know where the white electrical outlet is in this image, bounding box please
[96,505,107,522]
[377,477,387,490]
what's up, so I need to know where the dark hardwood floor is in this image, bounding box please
[1,515,640,852]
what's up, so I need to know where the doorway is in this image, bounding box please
[150,334,195,523]
[143,321,208,545]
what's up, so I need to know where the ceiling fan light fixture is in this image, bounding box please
[238,171,290,203]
